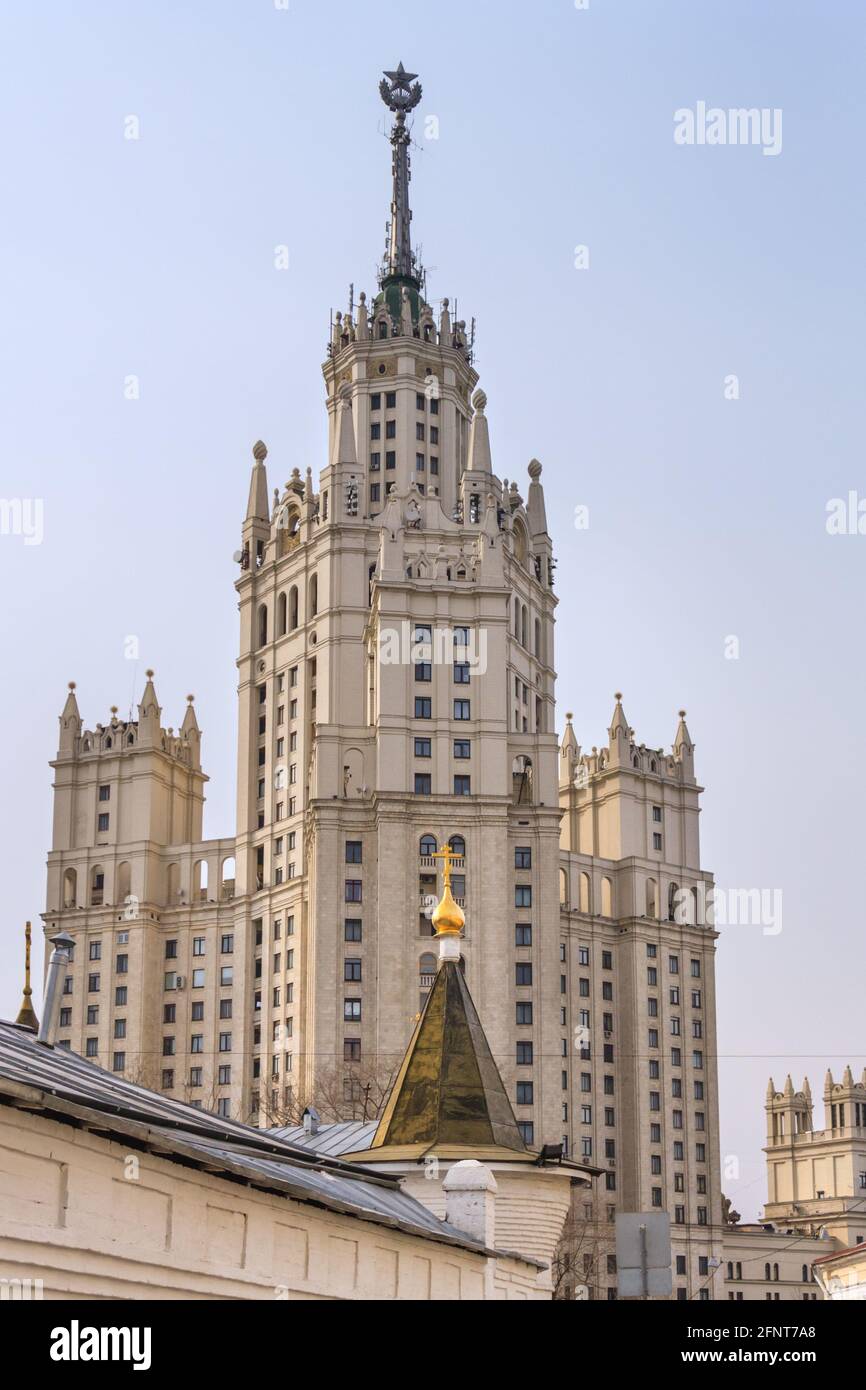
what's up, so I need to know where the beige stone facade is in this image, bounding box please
[722,1067,866,1300]
[40,74,725,1300]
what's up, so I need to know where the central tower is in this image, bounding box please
[234,64,560,1138]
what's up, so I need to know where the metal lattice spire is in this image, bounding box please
[379,63,422,284]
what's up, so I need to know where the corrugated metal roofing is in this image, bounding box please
[0,1020,510,1259]
[270,1120,378,1156]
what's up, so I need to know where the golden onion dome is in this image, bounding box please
[431,881,465,937]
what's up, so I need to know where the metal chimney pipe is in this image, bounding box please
[37,930,76,1046]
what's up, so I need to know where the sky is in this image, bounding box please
[0,0,863,1221]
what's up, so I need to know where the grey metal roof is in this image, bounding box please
[270,1119,378,1156]
[0,1020,524,1261]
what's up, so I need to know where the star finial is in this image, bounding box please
[380,62,422,114]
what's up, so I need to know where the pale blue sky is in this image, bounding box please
[0,0,863,1219]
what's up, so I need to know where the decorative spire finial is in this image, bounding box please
[15,921,39,1032]
[379,63,422,285]
[430,843,465,945]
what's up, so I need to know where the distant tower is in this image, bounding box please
[764,1070,866,1245]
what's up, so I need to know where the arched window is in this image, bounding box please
[448,834,465,860]
[764,1263,771,1281]
[559,867,569,907]
[691,886,700,925]
[62,867,77,909]
[601,876,613,918]
[668,882,680,922]
[419,952,437,978]
[195,860,208,902]
[727,1262,733,1279]
[167,863,180,902]
[579,872,591,914]
[512,754,533,805]
[277,592,287,636]
[419,834,437,857]
[646,878,658,918]
[90,866,105,906]
[221,857,236,900]
[535,618,542,661]
[513,596,520,637]
[257,604,268,649]
[289,586,299,631]
[521,604,528,648]
[127,732,134,745]
[736,1263,742,1280]
[773,1264,779,1281]
[309,573,318,618]
[802,1265,808,1283]
[116,862,131,902]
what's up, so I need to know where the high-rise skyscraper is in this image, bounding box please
[42,63,724,1298]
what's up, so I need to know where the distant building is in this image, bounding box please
[723,1069,866,1300]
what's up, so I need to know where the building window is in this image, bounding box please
[516,1082,533,1105]
[453,739,470,759]
[515,885,532,908]
[515,924,532,946]
[345,880,362,903]
[415,773,432,795]
[515,846,532,869]
[517,1041,533,1064]
[415,697,432,719]
[345,840,362,864]
[454,775,471,795]
[516,1002,533,1025]
[516,963,533,986]
[415,738,431,757]
[344,959,362,982]
[344,999,361,1020]
[453,699,470,720]
[345,919,362,942]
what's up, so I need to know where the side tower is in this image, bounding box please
[43,676,242,1101]
[558,699,723,1299]
[764,1068,866,1246]
[233,64,561,1137]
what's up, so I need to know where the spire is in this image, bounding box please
[783,1074,795,1098]
[526,458,549,538]
[674,708,693,754]
[246,440,270,522]
[466,390,493,474]
[674,708,695,781]
[137,669,161,748]
[802,1076,812,1101]
[608,692,630,768]
[331,383,358,468]
[14,922,39,1032]
[379,63,423,286]
[766,1077,776,1100]
[368,961,528,1157]
[59,680,82,755]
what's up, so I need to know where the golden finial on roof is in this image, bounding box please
[15,921,39,1032]
[430,844,465,937]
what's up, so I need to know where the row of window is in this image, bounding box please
[414,698,472,719]
[369,390,440,415]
